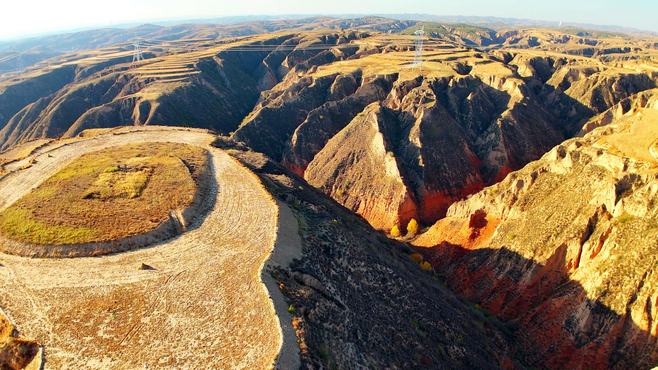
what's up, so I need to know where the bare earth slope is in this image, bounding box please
[0,126,526,369]
[219,141,517,369]
[412,91,658,369]
[305,103,417,230]
[0,127,282,368]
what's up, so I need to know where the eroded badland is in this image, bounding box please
[0,16,657,369]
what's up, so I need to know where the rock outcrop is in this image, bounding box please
[284,71,395,175]
[413,91,658,369]
[0,314,40,370]
[305,103,417,230]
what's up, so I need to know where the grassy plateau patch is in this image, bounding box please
[0,142,208,245]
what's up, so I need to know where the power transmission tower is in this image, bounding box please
[131,40,144,67]
[413,26,425,70]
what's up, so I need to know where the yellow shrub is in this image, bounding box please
[390,225,401,237]
[406,218,419,237]
[420,261,433,271]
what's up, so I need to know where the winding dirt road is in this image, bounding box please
[0,127,283,369]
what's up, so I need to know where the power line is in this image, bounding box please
[216,41,448,53]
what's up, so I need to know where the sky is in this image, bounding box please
[0,0,656,40]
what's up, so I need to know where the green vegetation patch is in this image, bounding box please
[0,208,96,245]
[0,142,209,245]
[83,164,152,200]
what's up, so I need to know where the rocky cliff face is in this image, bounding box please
[234,46,656,230]
[305,103,418,230]
[413,90,658,369]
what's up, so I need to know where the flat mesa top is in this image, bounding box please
[0,142,208,245]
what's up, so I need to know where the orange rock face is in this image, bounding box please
[412,96,658,369]
[305,103,420,230]
[417,182,486,223]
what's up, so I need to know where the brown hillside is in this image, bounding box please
[220,141,517,369]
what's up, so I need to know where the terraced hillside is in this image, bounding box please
[0,16,416,78]
[0,29,380,149]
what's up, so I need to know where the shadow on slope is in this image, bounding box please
[417,243,658,370]
[214,139,519,369]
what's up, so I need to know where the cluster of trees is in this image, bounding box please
[390,218,419,238]
[390,219,433,271]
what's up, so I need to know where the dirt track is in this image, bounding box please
[0,127,283,369]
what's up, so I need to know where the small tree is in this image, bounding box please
[406,218,419,237]
[420,261,433,271]
[390,225,401,237]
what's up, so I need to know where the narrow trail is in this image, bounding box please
[0,127,285,369]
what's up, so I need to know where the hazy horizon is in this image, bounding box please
[0,0,657,41]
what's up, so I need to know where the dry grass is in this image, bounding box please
[83,163,152,200]
[312,51,457,80]
[599,110,658,164]
[310,46,520,82]
[0,142,208,245]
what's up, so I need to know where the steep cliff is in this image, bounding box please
[305,103,418,230]
[232,36,656,230]
[413,90,658,369]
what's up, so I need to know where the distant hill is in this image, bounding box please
[383,14,658,37]
[0,17,414,75]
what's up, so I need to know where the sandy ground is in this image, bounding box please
[0,127,285,369]
[263,202,303,370]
